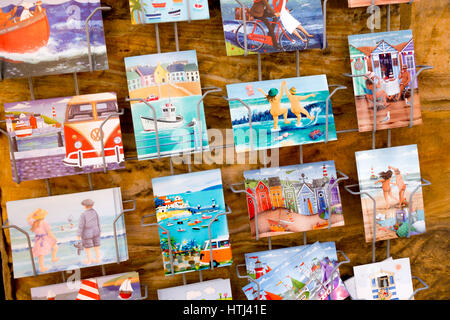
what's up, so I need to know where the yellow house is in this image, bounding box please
[154,63,168,84]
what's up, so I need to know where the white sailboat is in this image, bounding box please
[118,278,134,300]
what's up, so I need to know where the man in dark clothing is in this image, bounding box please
[249,0,280,49]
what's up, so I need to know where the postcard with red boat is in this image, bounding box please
[348,30,422,132]
[129,0,210,25]
[348,0,419,8]
[4,92,125,183]
[243,161,345,239]
[219,0,324,56]
[31,272,141,300]
[0,0,108,79]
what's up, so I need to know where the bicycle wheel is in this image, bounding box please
[279,30,309,52]
[235,22,266,52]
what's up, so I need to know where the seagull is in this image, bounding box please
[380,111,390,123]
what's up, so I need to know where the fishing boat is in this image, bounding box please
[46,290,56,300]
[140,103,184,132]
[167,222,174,227]
[194,219,201,224]
[177,221,184,225]
[0,3,50,54]
[146,12,162,20]
[177,228,185,232]
[370,167,378,180]
[201,214,212,219]
[152,1,167,8]
[193,0,204,10]
[192,227,201,231]
[201,225,208,228]
[14,123,33,138]
[312,221,329,230]
[268,219,289,233]
[168,8,181,17]
[76,279,101,300]
[118,278,134,300]
[146,94,159,102]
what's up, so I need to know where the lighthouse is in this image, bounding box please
[322,164,328,177]
[52,106,56,120]
[254,259,264,279]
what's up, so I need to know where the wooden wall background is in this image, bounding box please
[0,0,449,300]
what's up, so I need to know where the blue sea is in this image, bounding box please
[131,95,209,160]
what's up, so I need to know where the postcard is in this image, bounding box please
[243,161,344,239]
[353,258,414,300]
[6,188,128,279]
[242,242,349,300]
[0,0,108,79]
[129,0,210,25]
[219,0,324,56]
[355,145,426,242]
[4,93,125,182]
[158,278,232,300]
[125,50,209,160]
[226,75,337,153]
[152,169,232,276]
[31,271,142,300]
[348,30,422,132]
[348,1,420,8]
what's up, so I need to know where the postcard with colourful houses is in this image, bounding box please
[129,0,210,25]
[348,0,419,8]
[227,75,337,153]
[0,0,108,79]
[353,258,414,300]
[219,0,324,56]
[242,242,349,300]
[355,144,426,243]
[6,188,128,279]
[31,271,142,300]
[157,278,233,300]
[348,30,422,132]
[4,93,125,183]
[152,169,232,276]
[244,161,344,239]
[125,50,209,160]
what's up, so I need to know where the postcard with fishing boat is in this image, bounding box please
[4,92,125,183]
[0,0,108,79]
[355,144,426,243]
[125,50,209,160]
[348,30,422,132]
[31,271,142,300]
[353,258,414,300]
[152,169,232,276]
[6,188,129,279]
[157,278,233,300]
[348,0,419,8]
[226,75,337,153]
[219,0,324,56]
[244,161,345,239]
[129,0,210,24]
[242,242,349,300]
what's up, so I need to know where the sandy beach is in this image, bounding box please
[129,82,202,102]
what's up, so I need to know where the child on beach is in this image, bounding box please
[374,170,398,210]
[389,165,408,208]
[77,199,101,265]
[27,208,59,273]
[257,84,291,131]
[282,80,316,127]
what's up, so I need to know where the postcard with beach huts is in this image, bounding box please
[348,0,419,8]
[355,144,426,243]
[353,258,414,300]
[152,169,232,276]
[0,0,108,79]
[226,75,337,153]
[125,50,209,160]
[219,0,324,56]
[6,188,128,279]
[129,0,210,25]
[348,30,422,132]
[242,242,349,300]
[4,93,125,182]
[244,161,344,239]
[157,278,233,300]
[31,271,141,300]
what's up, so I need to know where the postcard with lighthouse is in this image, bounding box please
[31,271,142,300]
[152,169,232,276]
[348,30,422,132]
[355,144,426,243]
[6,188,129,279]
[129,0,210,25]
[0,0,108,79]
[243,160,345,239]
[4,92,125,183]
[125,50,209,161]
[226,75,337,153]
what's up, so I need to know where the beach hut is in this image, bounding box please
[268,177,283,209]
[329,176,341,206]
[246,187,257,219]
[255,181,272,213]
[282,181,298,212]
[297,183,317,216]
[370,270,398,300]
